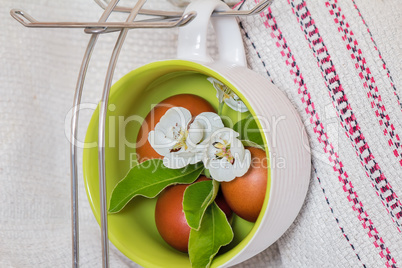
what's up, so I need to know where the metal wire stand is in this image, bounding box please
[10,0,274,267]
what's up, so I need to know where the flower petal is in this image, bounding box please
[163,150,203,169]
[228,138,245,160]
[216,127,240,141]
[148,107,192,155]
[207,148,251,182]
[208,77,248,113]
[207,77,224,103]
[233,148,251,178]
[148,130,175,156]
[203,128,239,164]
[187,120,204,149]
[202,127,251,182]
[207,158,237,182]
[192,112,224,144]
[224,97,249,113]
[156,107,192,137]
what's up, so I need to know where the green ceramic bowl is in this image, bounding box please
[83,60,271,267]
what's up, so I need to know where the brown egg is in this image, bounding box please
[215,190,233,220]
[155,176,232,252]
[155,183,190,252]
[136,94,215,162]
[220,147,268,222]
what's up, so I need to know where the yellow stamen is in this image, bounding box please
[216,82,235,101]
[213,140,235,165]
[170,129,188,152]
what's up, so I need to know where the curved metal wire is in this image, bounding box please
[10,0,273,31]
[70,0,120,267]
[94,0,185,16]
[97,0,148,266]
[83,11,196,34]
[9,1,276,267]
[94,0,274,17]
[10,8,196,31]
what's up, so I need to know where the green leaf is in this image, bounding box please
[241,139,265,150]
[188,202,234,268]
[183,180,219,230]
[201,168,211,179]
[233,116,264,147]
[108,159,204,213]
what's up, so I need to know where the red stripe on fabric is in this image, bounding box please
[251,1,367,265]
[351,0,401,111]
[232,0,245,10]
[323,0,402,228]
[327,0,402,165]
[291,0,402,233]
[288,0,398,265]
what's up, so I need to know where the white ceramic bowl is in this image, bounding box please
[83,0,311,266]
[177,1,311,265]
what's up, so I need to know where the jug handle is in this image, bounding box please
[177,0,247,67]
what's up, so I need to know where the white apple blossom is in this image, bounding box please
[148,107,224,169]
[203,128,251,182]
[192,112,224,146]
[207,77,248,113]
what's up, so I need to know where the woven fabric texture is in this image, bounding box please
[238,0,402,267]
[1,0,401,267]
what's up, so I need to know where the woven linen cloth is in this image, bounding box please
[1,0,401,267]
[237,0,402,267]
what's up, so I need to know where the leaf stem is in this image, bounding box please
[218,101,224,116]
[202,168,211,179]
